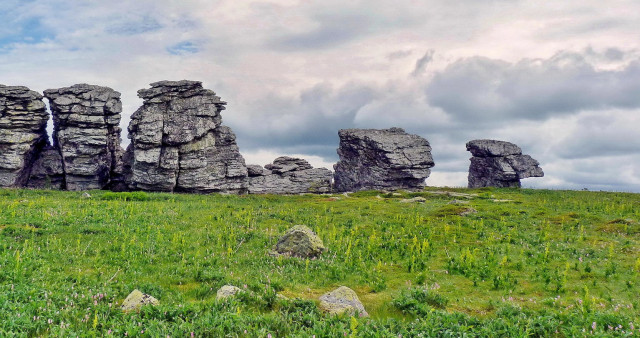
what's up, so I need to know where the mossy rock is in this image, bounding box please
[121,289,159,311]
[274,225,325,258]
[216,285,242,300]
[318,286,368,317]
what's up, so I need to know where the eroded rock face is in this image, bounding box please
[334,128,434,192]
[466,139,543,188]
[0,85,49,188]
[26,146,65,190]
[126,80,248,193]
[247,157,332,194]
[43,84,123,191]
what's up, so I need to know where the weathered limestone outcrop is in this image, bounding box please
[334,128,434,192]
[247,157,332,194]
[126,80,248,193]
[466,139,543,188]
[43,84,123,191]
[0,85,49,188]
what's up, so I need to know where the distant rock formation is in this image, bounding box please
[466,139,543,188]
[125,80,248,193]
[333,128,435,192]
[0,85,49,188]
[43,84,123,191]
[247,156,332,194]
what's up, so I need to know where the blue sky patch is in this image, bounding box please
[0,16,55,52]
[167,41,199,55]
[106,15,163,35]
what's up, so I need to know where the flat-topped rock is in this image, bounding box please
[125,80,247,193]
[248,157,332,194]
[121,289,159,311]
[466,139,543,188]
[334,128,434,192]
[0,85,49,188]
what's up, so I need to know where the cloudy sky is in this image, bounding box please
[2,0,640,191]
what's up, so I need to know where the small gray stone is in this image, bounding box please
[399,197,426,203]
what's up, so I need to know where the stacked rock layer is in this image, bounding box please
[466,139,543,188]
[333,128,434,192]
[126,80,248,193]
[247,157,332,194]
[0,85,49,188]
[43,84,123,191]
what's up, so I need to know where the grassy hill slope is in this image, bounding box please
[1,187,639,336]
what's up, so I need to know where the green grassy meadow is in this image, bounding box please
[1,187,639,336]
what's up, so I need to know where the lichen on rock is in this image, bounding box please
[121,289,159,311]
[318,286,368,317]
[274,225,325,258]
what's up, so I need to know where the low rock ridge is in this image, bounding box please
[466,139,543,188]
[247,156,332,194]
[333,128,434,192]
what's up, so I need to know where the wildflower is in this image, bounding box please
[592,322,597,330]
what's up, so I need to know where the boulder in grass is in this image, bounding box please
[274,225,325,258]
[121,289,159,311]
[399,197,426,203]
[216,285,242,300]
[318,286,368,317]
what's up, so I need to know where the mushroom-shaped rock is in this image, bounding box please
[274,225,325,258]
[121,289,159,311]
[466,139,543,188]
[334,128,434,192]
[318,286,368,317]
[216,285,242,300]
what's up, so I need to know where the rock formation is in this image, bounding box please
[319,286,369,317]
[273,225,325,258]
[247,157,332,194]
[125,80,248,193]
[0,85,49,188]
[43,84,123,191]
[333,128,434,192]
[466,139,543,188]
